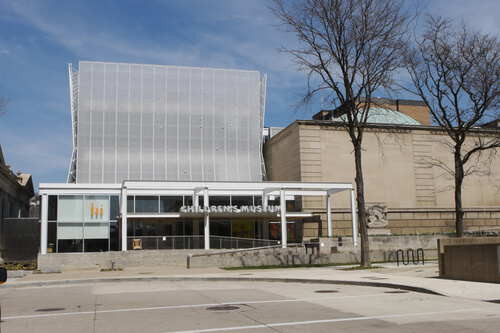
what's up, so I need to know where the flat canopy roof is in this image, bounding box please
[39,181,353,197]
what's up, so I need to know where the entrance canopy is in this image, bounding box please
[39,181,357,254]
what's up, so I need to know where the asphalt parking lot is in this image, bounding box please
[1,278,499,332]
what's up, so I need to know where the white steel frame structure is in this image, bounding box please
[68,61,267,184]
[39,181,358,254]
[67,63,79,183]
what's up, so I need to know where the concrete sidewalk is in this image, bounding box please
[3,261,500,302]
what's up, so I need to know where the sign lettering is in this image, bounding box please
[90,203,104,218]
[180,205,281,213]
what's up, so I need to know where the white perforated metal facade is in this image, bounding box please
[69,61,267,183]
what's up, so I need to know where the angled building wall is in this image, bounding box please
[69,61,267,184]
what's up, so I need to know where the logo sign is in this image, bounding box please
[90,203,104,218]
[180,205,281,213]
[84,197,109,222]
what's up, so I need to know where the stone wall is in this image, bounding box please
[301,209,500,239]
[265,121,500,240]
[37,249,211,272]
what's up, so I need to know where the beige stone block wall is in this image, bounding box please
[266,122,500,213]
[428,132,500,208]
[300,209,500,240]
[303,124,419,208]
[264,123,301,181]
[265,121,500,240]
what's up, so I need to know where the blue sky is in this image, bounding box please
[0,0,499,190]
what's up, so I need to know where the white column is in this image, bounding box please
[326,194,332,237]
[280,188,287,248]
[350,188,358,246]
[121,186,128,251]
[40,193,48,255]
[203,188,210,250]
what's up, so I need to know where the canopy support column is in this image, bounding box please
[280,188,287,248]
[121,186,128,251]
[350,188,358,246]
[203,188,210,250]
[326,194,332,237]
[40,193,48,255]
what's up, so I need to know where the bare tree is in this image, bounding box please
[405,15,500,237]
[270,0,415,267]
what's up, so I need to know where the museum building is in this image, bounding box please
[265,101,500,239]
[38,61,357,254]
[39,61,500,255]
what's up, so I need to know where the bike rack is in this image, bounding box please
[396,248,424,266]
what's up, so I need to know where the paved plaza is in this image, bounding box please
[1,262,500,332]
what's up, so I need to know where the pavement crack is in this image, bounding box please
[93,293,98,333]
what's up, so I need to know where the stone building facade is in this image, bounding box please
[0,144,34,220]
[264,121,500,239]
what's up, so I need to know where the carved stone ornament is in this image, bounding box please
[366,203,388,229]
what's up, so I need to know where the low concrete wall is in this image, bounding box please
[438,237,500,283]
[37,235,443,271]
[37,249,211,272]
[187,250,436,268]
[313,235,443,254]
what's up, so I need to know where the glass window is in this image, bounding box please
[48,196,58,221]
[84,239,108,252]
[110,222,119,251]
[47,222,57,253]
[134,220,143,236]
[58,239,83,252]
[185,220,193,235]
[58,222,83,239]
[210,220,231,237]
[127,196,134,213]
[109,196,119,220]
[232,221,254,238]
[84,222,109,239]
[209,196,230,206]
[268,197,280,207]
[286,200,296,212]
[176,221,184,235]
[135,196,159,212]
[231,196,253,207]
[127,220,134,237]
[269,222,280,240]
[145,223,157,236]
[84,195,110,222]
[268,222,296,241]
[58,196,84,221]
[160,196,183,212]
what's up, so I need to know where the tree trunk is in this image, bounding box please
[354,140,371,267]
[454,149,465,237]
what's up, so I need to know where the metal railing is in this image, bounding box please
[127,235,280,250]
[209,236,279,249]
[127,236,205,250]
[189,242,307,259]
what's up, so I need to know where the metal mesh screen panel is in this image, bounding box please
[75,61,266,183]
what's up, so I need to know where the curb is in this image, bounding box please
[1,275,444,297]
